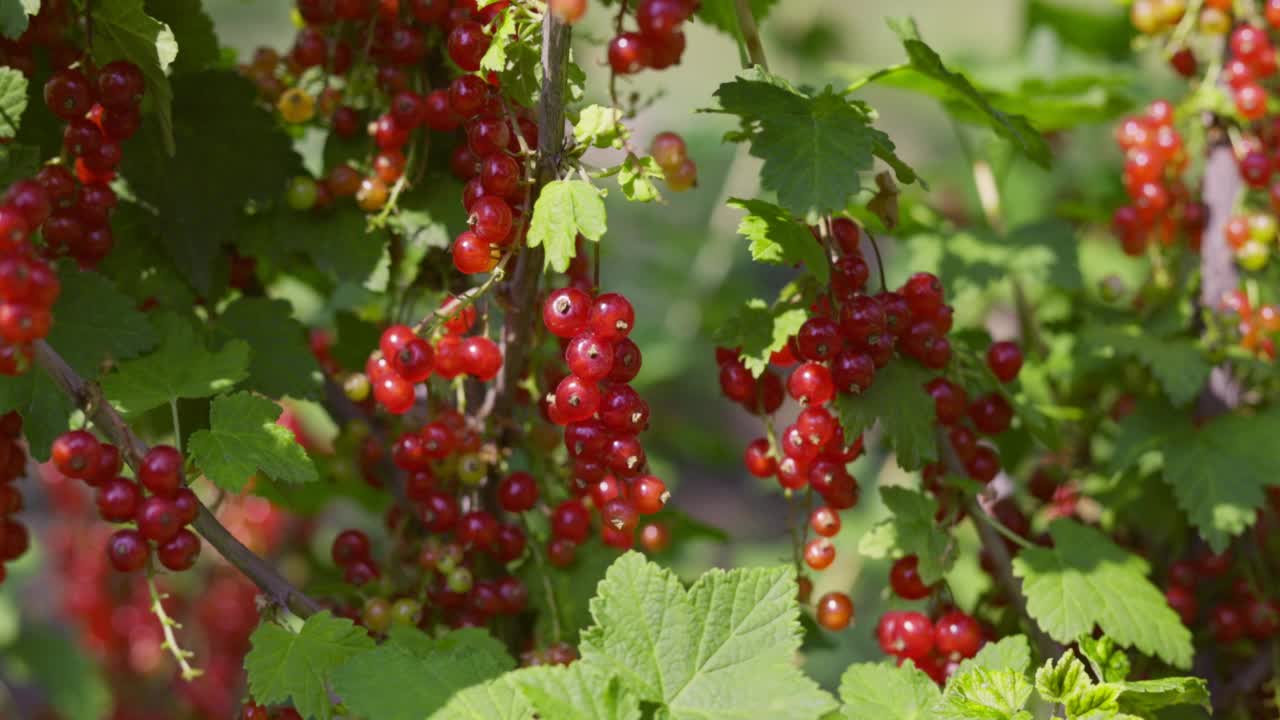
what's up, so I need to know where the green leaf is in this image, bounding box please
[1012,520,1193,668]
[0,68,28,138]
[46,266,158,376]
[695,0,778,39]
[332,627,515,720]
[518,540,614,646]
[886,18,1050,167]
[4,624,111,720]
[121,71,302,295]
[1162,410,1280,553]
[241,204,384,286]
[188,392,318,492]
[957,635,1031,676]
[0,369,71,461]
[479,6,518,73]
[511,662,641,720]
[1079,325,1210,407]
[0,0,39,40]
[1065,684,1122,718]
[728,198,830,282]
[102,313,250,415]
[429,674,534,720]
[716,297,807,377]
[834,359,937,470]
[145,0,220,74]
[527,180,607,274]
[1035,653,1092,704]
[579,552,836,719]
[214,298,321,400]
[1115,676,1210,715]
[92,0,178,153]
[838,661,941,720]
[0,143,41,186]
[615,154,663,203]
[711,74,901,217]
[935,667,1033,720]
[857,487,951,584]
[245,612,374,720]
[1078,635,1131,683]
[574,105,628,149]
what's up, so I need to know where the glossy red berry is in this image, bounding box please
[97,60,145,110]
[986,341,1023,383]
[136,496,182,543]
[498,471,539,512]
[969,393,1013,435]
[44,68,92,121]
[744,438,777,478]
[461,336,502,380]
[632,475,668,515]
[926,378,968,425]
[889,555,932,600]
[96,477,142,523]
[448,21,491,71]
[544,287,592,338]
[816,591,854,630]
[877,610,934,660]
[157,528,201,571]
[810,506,841,537]
[139,444,183,497]
[787,362,834,405]
[107,528,150,573]
[453,231,498,274]
[51,430,102,480]
[565,332,614,381]
[331,529,371,567]
[608,33,652,74]
[804,538,836,570]
[551,500,591,543]
[590,293,635,340]
[934,610,984,660]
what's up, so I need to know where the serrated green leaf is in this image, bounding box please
[615,154,663,203]
[245,612,374,720]
[1066,684,1122,718]
[834,359,937,469]
[429,674,534,720]
[0,369,72,461]
[188,392,318,492]
[712,75,898,217]
[0,68,28,138]
[1012,520,1193,668]
[1078,635,1131,683]
[886,18,1050,167]
[241,204,383,286]
[857,487,951,584]
[957,635,1031,676]
[574,105,628,149]
[580,552,836,719]
[1115,676,1210,714]
[1035,653,1092,704]
[121,71,302,295]
[935,667,1033,720]
[716,297,807,377]
[0,0,39,40]
[145,0,220,74]
[47,266,158,376]
[92,0,177,153]
[728,198,830,282]
[332,627,514,720]
[1079,325,1210,407]
[838,661,941,720]
[527,180,607,274]
[214,298,321,400]
[101,313,249,415]
[479,6,518,73]
[510,662,641,720]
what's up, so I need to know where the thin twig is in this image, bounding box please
[732,0,769,70]
[31,340,322,618]
[936,427,1057,658]
[865,231,888,292]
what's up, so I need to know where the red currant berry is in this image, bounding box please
[986,341,1023,383]
[107,528,150,573]
[139,444,183,497]
[816,591,854,630]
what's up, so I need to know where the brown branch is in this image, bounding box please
[732,0,769,70]
[32,340,322,619]
[936,428,1058,659]
[491,12,572,440]
[1215,641,1274,713]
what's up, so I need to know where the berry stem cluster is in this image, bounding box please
[30,339,322,619]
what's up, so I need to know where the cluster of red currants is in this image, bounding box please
[1163,550,1280,646]
[603,0,694,76]
[1109,100,1205,258]
[876,605,987,685]
[0,412,29,583]
[649,130,697,193]
[1220,289,1279,361]
[542,286,669,552]
[923,339,1023,487]
[363,301,502,414]
[50,431,202,574]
